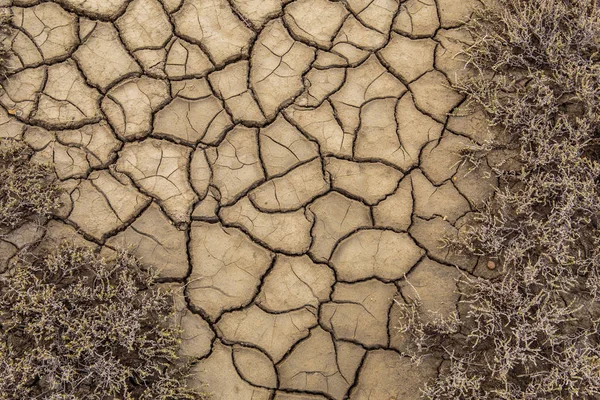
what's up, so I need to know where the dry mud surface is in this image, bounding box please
[0,0,497,398]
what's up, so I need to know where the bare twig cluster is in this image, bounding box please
[0,246,207,400]
[398,0,600,398]
[0,139,206,398]
[0,139,60,232]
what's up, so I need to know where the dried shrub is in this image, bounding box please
[0,10,11,78]
[0,138,61,231]
[398,0,600,399]
[0,245,208,400]
[396,299,461,364]
[0,11,205,400]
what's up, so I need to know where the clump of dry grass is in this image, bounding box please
[0,10,11,78]
[0,139,61,231]
[0,245,208,400]
[398,0,600,398]
[0,141,208,399]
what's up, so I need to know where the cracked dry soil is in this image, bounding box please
[0,0,499,398]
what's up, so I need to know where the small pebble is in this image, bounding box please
[487,260,496,270]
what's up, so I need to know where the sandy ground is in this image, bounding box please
[0,0,498,398]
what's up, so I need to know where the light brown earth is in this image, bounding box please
[0,0,496,398]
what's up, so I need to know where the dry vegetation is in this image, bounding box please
[0,139,60,231]
[0,245,206,400]
[398,0,600,398]
[0,11,10,79]
[0,96,205,400]
[0,139,210,400]
[0,139,208,399]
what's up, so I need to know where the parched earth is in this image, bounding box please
[0,0,499,398]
